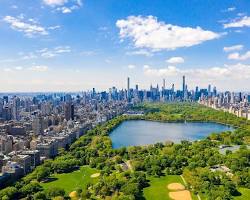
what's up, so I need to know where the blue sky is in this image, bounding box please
[0,0,250,92]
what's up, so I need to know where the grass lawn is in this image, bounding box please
[41,166,99,194]
[190,187,250,200]
[234,187,250,200]
[143,175,198,200]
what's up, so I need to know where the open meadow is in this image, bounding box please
[41,166,99,195]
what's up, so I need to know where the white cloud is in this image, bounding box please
[15,66,23,70]
[3,16,48,37]
[224,16,250,28]
[43,0,83,13]
[76,0,82,6]
[41,52,56,58]
[48,25,61,30]
[128,64,136,69]
[54,46,71,53]
[56,6,75,13]
[227,7,236,12]
[22,53,37,60]
[144,65,179,76]
[29,65,49,72]
[61,7,72,13]
[228,51,250,61]
[143,63,250,81]
[43,0,68,6]
[237,13,246,17]
[166,57,184,64]
[223,45,243,52]
[11,5,18,9]
[116,15,220,51]
[126,49,153,57]
[38,46,71,58]
[80,51,97,56]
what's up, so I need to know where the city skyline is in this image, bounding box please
[0,0,250,92]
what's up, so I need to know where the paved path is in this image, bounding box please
[180,175,187,186]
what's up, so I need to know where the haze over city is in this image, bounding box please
[0,0,250,92]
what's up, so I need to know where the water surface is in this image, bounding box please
[110,120,233,148]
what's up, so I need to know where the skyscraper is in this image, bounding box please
[208,84,211,93]
[12,96,20,120]
[32,116,46,135]
[64,103,73,121]
[171,84,175,92]
[127,77,130,92]
[182,75,186,98]
[127,77,130,100]
[0,98,3,118]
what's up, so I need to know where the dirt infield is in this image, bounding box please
[167,183,185,190]
[169,190,192,200]
[90,173,100,178]
[167,182,192,200]
[69,191,77,198]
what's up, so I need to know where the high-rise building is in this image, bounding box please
[64,103,74,121]
[127,77,130,100]
[127,77,130,91]
[163,79,166,90]
[182,76,186,96]
[182,75,186,99]
[171,84,175,92]
[11,96,20,120]
[0,98,3,118]
[213,86,217,96]
[65,94,72,103]
[0,135,13,154]
[2,106,12,121]
[208,84,211,93]
[32,116,46,135]
[71,104,74,120]
[3,96,8,104]
[41,102,51,116]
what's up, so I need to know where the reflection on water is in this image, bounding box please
[110,120,233,148]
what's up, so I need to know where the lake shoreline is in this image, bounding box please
[109,119,233,149]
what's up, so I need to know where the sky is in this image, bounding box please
[0,0,250,92]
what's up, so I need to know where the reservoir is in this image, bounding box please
[110,120,233,148]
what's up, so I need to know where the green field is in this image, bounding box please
[143,175,198,200]
[41,166,99,194]
[234,188,250,200]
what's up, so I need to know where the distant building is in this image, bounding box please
[20,150,40,168]
[14,154,31,174]
[32,116,48,135]
[0,135,13,154]
[64,103,74,121]
[36,139,58,158]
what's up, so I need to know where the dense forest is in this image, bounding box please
[1,103,249,200]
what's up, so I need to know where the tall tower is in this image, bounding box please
[182,75,186,98]
[127,77,130,91]
[172,84,175,92]
[64,103,73,121]
[127,77,130,99]
[163,79,166,90]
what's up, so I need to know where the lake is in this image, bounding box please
[110,120,233,148]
